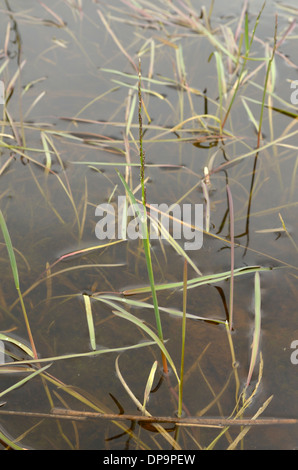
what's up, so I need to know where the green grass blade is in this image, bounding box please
[0,210,38,359]
[83,294,96,351]
[0,210,19,289]
[41,131,52,172]
[246,272,261,387]
[123,266,273,295]
[148,212,202,276]
[96,293,225,324]
[116,170,164,348]
[244,9,249,54]
[0,341,158,367]
[178,260,187,418]
[0,429,28,450]
[0,334,34,359]
[0,363,52,399]
[142,360,158,413]
[94,296,179,383]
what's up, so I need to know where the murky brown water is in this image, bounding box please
[0,0,297,449]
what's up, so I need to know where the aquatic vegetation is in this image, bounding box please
[0,0,297,450]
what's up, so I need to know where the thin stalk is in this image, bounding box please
[246,272,262,387]
[226,185,235,331]
[137,58,168,374]
[221,3,265,130]
[178,259,188,417]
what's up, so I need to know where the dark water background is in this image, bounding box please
[0,0,297,449]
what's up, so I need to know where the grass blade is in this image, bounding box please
[0,333,34,359]
[0,211,38,359]
[123,266,272,295]
[0,340,159,367]
[142,360,158,413]
[83,294,96,351]
[226,185,235,331]
[0,211,20,289]
[246,272,262,387]
[0,363,52,399]
[94,295,179,382]
[178,260,188,418]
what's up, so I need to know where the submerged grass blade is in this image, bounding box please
[97,8,138,72]
[115,355,181,450]
[96,293,225,324]
[227,395,273,450]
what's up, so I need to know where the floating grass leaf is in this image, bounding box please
[97,8,138,72]
[96,293,225,324]
[83,294,96,351]
[0,428,28,450]
[0,333,34,359]
[142,360,158,414]
[123,266,273,295]
[246,272,262,387]
[41,131,52,172]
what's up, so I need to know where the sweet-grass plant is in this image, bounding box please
[0,0,296,450]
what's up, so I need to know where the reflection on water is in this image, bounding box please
[0,0,297,449]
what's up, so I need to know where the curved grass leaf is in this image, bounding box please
[0,363,52,399]
[123,266,273,295]
[94,296,179,383]
[95,293,225,324]
[0,341,158,368]
[246,272,262,387]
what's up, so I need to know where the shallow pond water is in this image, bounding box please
[0,0,297,450]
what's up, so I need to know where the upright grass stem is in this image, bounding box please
[226,185,235,331]
[0,210,38,359]
[178,259,188,417]
[117,59,168,374]
[138,59,168,374]
[257,14,278,149]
